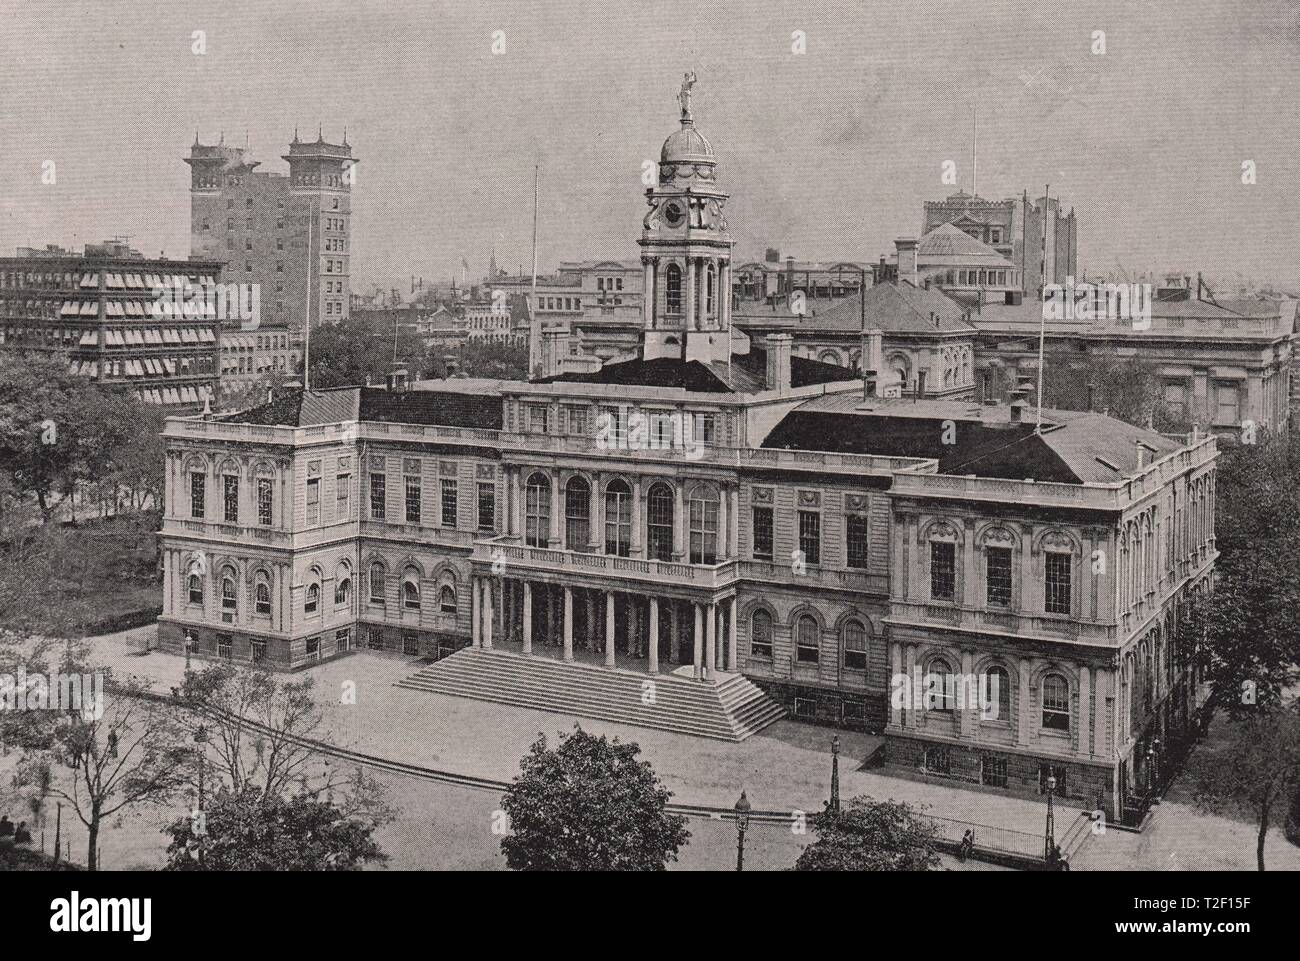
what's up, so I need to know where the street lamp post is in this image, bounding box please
[734,791,751,872]
[830,735,841,816]
[1043,767,1057,864]
[194,724,209,867]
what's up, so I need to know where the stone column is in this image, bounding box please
[562,586,573,662]
[512,467,524,537]
[889,641,904,728]
[718,485,729,559]
[698,258,709,326]
[648,597,659,674]
[588,475,602,552]
[705,603,717,681]
[470,576,480,647]
[585,592,597,652]
[605,592,616,667]
[686,258,697,331]
[692,603,704,679]
[1017,657,1032,745]
[630,478,643,558]
[959,648,974,738]
[482,578,493,650]
[547,470,561,547]
[521,581,532,654]
[1078,665,1092,757]
[1094,669,1110,758]
[903,643,917,729]
[729,488,739,558]
[642,259,654,328]
[673,483,687,561]
[727,597,738,672]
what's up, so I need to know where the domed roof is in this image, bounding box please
[661,121,715,165]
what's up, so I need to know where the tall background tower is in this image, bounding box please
[638,74,734,364]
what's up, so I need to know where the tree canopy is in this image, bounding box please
[499,726,689,871]
[794,796,941,871]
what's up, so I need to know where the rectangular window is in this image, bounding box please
[846,514,869,569]
[251,640,266,664]
[441,479,458,527]
[190,472,205,519]
[223,475,239,523]
[752,507,774,560]
[798,510,821,566]
[527,404,549,433]
[986,547,1013,607]
[335,474,349,520]
[1045,552,1072,615]
[930,542,956,601]
[566,406,588,435]
[1214,383,1240,425]
[692,412,716,447]
[982,756,1008,788]
[925,746,951,775]
[402,632,420,656]
[306,477,320,526]
[405,476,421,523]
[478,482,496,531]
[370,473,386,519]
[335,628,351,653]
[305,636,321,663]
[217,635,233,660]
[367,628,384,651]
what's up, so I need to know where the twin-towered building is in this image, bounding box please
[157,83,1216,821]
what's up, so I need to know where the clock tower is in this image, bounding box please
[639,74,734,364]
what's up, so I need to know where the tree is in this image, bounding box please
[1193,705,1300,871]
[428,338,529,380]
[162,784,386,871]
[1185,428,1300,718]
[24,673,192,870]
[794,796,940,871]
[170,663,391,826]
[1039,352,1189,432]
[499,726,689,870]
[308,317,425,389]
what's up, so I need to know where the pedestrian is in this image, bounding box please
[13,821,32,845]
[0,814,13,839]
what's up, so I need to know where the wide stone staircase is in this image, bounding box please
[395,648,786,742]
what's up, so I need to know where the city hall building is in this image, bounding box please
[157,85,1217,820]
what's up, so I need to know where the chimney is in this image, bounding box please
[1136,441,1147,470]
[785,256,795,304]
[894,238,919,287]
[765,333,793,394]
[1009,386,1030,423]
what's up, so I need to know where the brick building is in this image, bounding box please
[186,131,355,331]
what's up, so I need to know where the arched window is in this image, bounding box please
[188,573,203,605]
[665,263,682,314]
[221,572,237,614]
[796,615,820,663]
[1042,673,1070,731]
[689,485,719,565]
[369,563,386,605]
[982,665,1011,722]
[334,577,351,606]
[750,610,773,659]
[818,349,840,366]
[706,263,715,316]
[402,571,421,610]
[604,479,632,557]
[927,657,955,712]
[255,576,271,616]
[305,583,320,614]
[525,472,551,548]
[646,483,674,561]
[565,476,590,551]
[843,619,867,671]
[439,585,457,613]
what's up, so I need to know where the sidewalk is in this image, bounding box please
[89,629,1085,840]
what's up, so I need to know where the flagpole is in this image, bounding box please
[303,215,313,390]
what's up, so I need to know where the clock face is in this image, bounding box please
[662,202,685,227]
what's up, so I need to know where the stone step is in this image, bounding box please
[395,648,785,742]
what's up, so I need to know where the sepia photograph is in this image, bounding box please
[0,0,1295,942]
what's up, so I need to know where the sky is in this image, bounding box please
[2,0,1299,292]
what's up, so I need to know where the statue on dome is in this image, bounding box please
[679,71,697,122]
